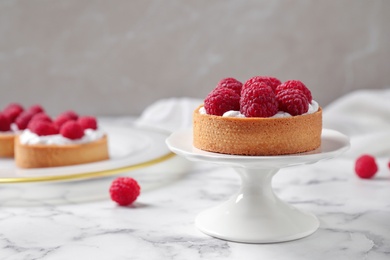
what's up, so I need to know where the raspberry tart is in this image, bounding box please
[15,110,109,168]
[193,76,322,156]
[0,113,14,157]
[0,103,26,157]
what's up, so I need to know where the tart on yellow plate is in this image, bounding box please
[14,111,109,169]
[0,103,36,158]
[14,134,109,168]
[1,103,110,167]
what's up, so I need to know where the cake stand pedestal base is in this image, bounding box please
[195,167,319,243]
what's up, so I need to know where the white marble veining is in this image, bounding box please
[0,157,389,260]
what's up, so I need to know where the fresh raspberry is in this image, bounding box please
[3,103,24,122]
[242,76,282,93]
[78,116,97,130]
[266,77,282,91]
[54,114,74,129]
[3,103,24,113]
[0,113,11,131]
[355,155,378,179]
[28,121,59,136]
[28,105,45,115]
[215,77,243,96]
[60,121,84,140]
[15,111,34,130]
[58,110,79,120]
[30,113,52,123]
[275,80,312,103]
[240,82,278,117]
[204,88,240,116]
[109,177,141,206]
[276,88,309,116]
[3,106,23,123]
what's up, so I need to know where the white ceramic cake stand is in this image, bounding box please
[166,129,349,243]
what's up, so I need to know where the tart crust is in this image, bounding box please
[0,134,15,157]
[193,106,322,156]
[15,135,109,168]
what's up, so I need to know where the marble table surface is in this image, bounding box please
[0,119,389,260]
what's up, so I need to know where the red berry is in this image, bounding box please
[78,116,97,130]
[276,88,309,116]
[276,80,312,103]
[3,103,24,122]
[3,106,23,123]
[58,110,79,120]
[54,114,74,129]
[109,177,141,206]
[3,103,24,113]
[355,155,378,179]
[0,113,11,131]
[15,111,34,130]
[28,105,45,115]
[28,121,59,136]
[204,88,240,116]
[30,113,52,123]
[28,113,53,129]
[60,121,84,140]
[240,82,278,117]
[242,76,282,93]
[215,77,243,96]
[266,77,282,91]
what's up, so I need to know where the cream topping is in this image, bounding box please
[19,129,105,145]
[199,100,319,118]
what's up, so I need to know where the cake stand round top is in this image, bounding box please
[166,128,350,168]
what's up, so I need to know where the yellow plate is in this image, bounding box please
[0,125,175,184]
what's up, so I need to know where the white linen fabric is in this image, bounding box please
[323,89,390,159]
[134,98,202,133]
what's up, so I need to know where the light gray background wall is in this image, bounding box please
[0,0,389,116]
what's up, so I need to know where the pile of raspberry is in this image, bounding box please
[0,103,98,140]
[204,76,313,117]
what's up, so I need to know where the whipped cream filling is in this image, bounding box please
[199,100,319,118]
[19,128,105,145]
